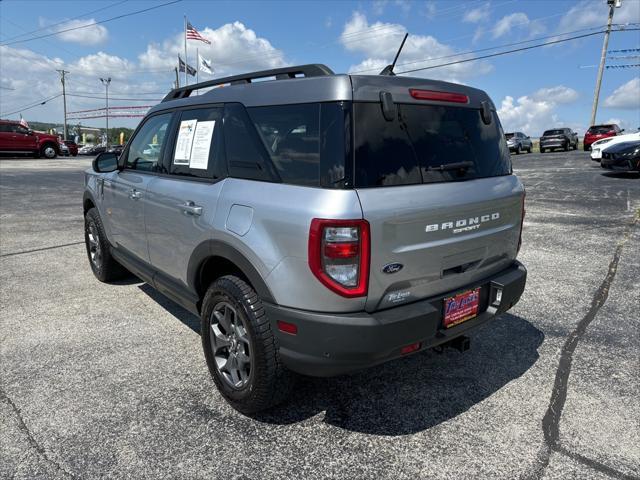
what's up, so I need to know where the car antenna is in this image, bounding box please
[379,33,409,76]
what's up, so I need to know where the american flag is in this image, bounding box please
[187,21,211,44]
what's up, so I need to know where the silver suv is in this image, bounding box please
[83,64,527,413]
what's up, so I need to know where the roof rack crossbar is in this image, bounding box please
[162,64,335,102]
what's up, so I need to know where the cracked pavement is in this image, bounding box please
[1,152,638,479]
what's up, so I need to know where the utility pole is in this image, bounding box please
[100,77,111,148]
[590,0,621,126]
[56,69,69,141]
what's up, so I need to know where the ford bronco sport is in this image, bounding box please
[83,64,527,413]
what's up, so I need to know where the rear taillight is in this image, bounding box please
[409,88,469,104]
[517,190,526,254]
[308,218,370,298]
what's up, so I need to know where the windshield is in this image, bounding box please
[543,130,564,136]
[353,103,511,187]
[588,125,613,134]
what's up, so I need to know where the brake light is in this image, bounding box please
[409,89,469,104]
[517,190,526,254]
[309,218,370,298]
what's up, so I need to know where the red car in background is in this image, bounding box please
[63,140,78,156]
[0,119,61,158]
[584,124,622,151]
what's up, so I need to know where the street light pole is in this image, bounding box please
[100,77,111,148]
[590,0,621,127]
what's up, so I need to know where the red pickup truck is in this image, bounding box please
[0,119,62,158]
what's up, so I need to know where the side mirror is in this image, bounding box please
[92,152,119,173]
[380,91,397,122]
[27,129,34,135]
[621,128,625,132]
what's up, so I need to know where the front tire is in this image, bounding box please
[540,148,545,153]
[201,275,294,414]
[40,144,57,159]
[84,207,128,282]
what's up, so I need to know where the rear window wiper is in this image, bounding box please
[425,161,474,172]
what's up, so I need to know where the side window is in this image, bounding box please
[124,113,172,172]
[223,103,279,182]
[0,124,12,133]
[169,107,224,180]
[247,104,320,187]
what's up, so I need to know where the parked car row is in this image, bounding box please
[590,130,640,172]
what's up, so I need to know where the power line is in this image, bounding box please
[1,0,183,46]
[352,25,608,74]
[0,0,128,43]
[2,94,62,117]
[67,93,163,101]
[395,28,639,76]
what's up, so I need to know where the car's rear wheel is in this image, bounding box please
[201,275,294,414]
[40,144,57,159]
[84,208,129,282]
[564,142,569,151]
[540,148,545,153]
[515,144,521,155]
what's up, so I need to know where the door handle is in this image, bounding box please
[129,189,142,200]
[180,201,202,216]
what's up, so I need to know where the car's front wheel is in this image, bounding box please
[84,208,129,282]
[540,148,545,153]
[201,275,294,414]
[40,144,57,159]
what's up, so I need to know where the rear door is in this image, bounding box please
[353,102,524,311]
[102,112,173,262]
[145,106,225,290]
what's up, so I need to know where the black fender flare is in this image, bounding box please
[83,190,97,213]
[188,240,275,304]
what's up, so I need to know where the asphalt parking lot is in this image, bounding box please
[1,150,638,480]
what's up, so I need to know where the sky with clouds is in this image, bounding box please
[0,0,638,135]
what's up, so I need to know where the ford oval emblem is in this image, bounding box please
[382,263,403,274]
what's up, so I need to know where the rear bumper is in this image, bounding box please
[540,140,566,149]
[266,260,527,377]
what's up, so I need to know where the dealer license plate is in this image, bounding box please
[443,288,480,328]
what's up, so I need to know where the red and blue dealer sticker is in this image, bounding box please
[443,288,480,328]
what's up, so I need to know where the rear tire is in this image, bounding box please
[564,142,569,152]
[84,208,129,282]
[515,144,521,155]
[540,148,545,153]
[201,275,294,414]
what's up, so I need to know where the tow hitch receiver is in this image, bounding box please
[435,335,471,354]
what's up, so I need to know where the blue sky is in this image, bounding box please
[0,0,638,135]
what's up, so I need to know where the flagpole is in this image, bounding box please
[196,47,199,88]
[184,15,188,86]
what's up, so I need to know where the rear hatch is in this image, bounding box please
[351,94,524,312]
[541,129,566,142]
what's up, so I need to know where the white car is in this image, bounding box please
[590,131,640,161]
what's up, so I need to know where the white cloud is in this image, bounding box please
[498,85,580,135]
[557,0,640,32]
[372,0,411,16]
[55,19,108,45]
[340,12,492,82]
[0,21,285,128]
[492,12,530,39]
[138,21,285,77]
[604,77,640,109]
[424,2,437,19]
[463,4,490,23]
[532,86,579,104]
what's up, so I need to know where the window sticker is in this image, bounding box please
[174,119,197,164]
[189,120,215,170]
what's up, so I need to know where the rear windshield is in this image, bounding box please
[505,133,515,139]
[543,129,565,136]
[353,103,511,187]
[588,125,613,134]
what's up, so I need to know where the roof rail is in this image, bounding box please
[162,64,335,102]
